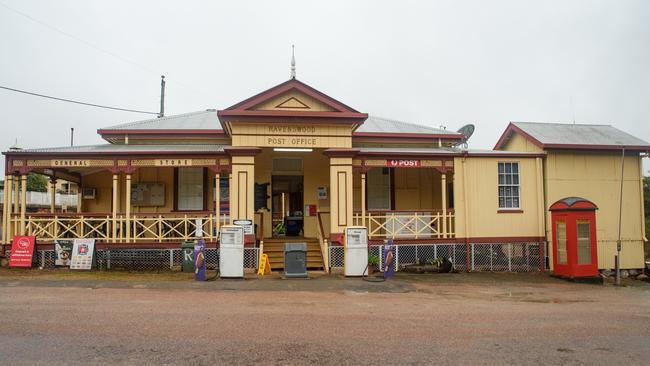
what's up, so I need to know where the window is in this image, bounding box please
[498,162,520,209]
[177,167,204,210]
[576,220,592,265]
[556,220,567,264]
[213,176,229,213]
[367,168,391,210]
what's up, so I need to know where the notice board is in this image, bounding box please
[70,239,96,270]
[131,183,165,206]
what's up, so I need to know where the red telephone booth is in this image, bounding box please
[549,197,599,278]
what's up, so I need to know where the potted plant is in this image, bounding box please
[367,254,380,275]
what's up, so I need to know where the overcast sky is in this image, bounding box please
[1,0,648,174]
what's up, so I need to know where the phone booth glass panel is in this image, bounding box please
[549,197,599,278]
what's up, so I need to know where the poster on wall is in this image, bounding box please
[70,239,96,270]
[131,183,165,206]
[317,186,327,200]
[54,240,74,266]
[9,236,35,268]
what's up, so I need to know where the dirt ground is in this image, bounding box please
[1,269,649,365]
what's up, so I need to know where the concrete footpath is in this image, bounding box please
[1,269,650,365]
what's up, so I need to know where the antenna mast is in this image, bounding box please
[158,75,166,118]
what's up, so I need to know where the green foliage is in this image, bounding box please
[427,257,444,266]
[26,173,48,192]
[368,254,379,267]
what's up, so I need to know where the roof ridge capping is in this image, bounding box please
[512,121,613,127]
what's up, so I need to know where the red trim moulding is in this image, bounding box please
[3,152,228,159]
[97,129,226,135]
[336,236,547,246]
[353,132,465,139]
[1,242,221,252]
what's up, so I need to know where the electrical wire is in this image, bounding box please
[0,1,213,97]
[0,85,159,114]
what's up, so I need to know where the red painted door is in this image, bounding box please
[571,213,598,277]
[551,213,571,276]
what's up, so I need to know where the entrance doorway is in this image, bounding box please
[271,175,304,237]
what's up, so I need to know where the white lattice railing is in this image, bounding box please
[12,213,231,243]
[353,210,455,240]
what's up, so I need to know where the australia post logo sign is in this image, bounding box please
[386,159,421,168]
[9,236,36,267]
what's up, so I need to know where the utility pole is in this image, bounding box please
[615,147,625,286]
[158,75,166,118]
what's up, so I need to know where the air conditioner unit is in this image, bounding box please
[82,187,96,200]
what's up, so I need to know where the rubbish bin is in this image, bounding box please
[181,241,195,272]
[284,242,307,278]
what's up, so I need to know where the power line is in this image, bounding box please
[0,85,159,115]
[0,1,157,75]
[0,1,213,97]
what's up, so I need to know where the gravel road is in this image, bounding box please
[1,273,649,365]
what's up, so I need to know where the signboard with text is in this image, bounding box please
[70,239,96,270]
[387,159,421,168]
[9,236,35,267]
[233,219,254,235]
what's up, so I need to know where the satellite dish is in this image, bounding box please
[456,124,475,149]
[457,124,475,141]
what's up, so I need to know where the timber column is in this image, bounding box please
[20,174,27,234]
[324,149,358,244]
[125,173,132,242]
[111,173,119,242]
[360,169,367,229]
[2,175,10,244]
[225,148,260,226]
[208,162,229,232]
[441,172,447,238]
[49,177,57,213]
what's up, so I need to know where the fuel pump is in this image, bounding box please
[219,225,244,278]
[344,226,368,276]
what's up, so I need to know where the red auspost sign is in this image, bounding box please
[387,159,421,168]
[9,236,36,267]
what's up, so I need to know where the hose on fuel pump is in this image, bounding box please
[362,241,393,282]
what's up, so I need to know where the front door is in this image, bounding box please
[271,175,304,237]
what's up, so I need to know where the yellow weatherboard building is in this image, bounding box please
[2,77,648,272]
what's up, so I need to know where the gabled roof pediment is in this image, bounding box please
[217,79,368,129]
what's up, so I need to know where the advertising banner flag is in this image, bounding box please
[54,240,74,266]
[70,239,96,270]
[194,239,207,281]
[9,236,35,267]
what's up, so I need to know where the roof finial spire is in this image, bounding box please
[290,44,296,79]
